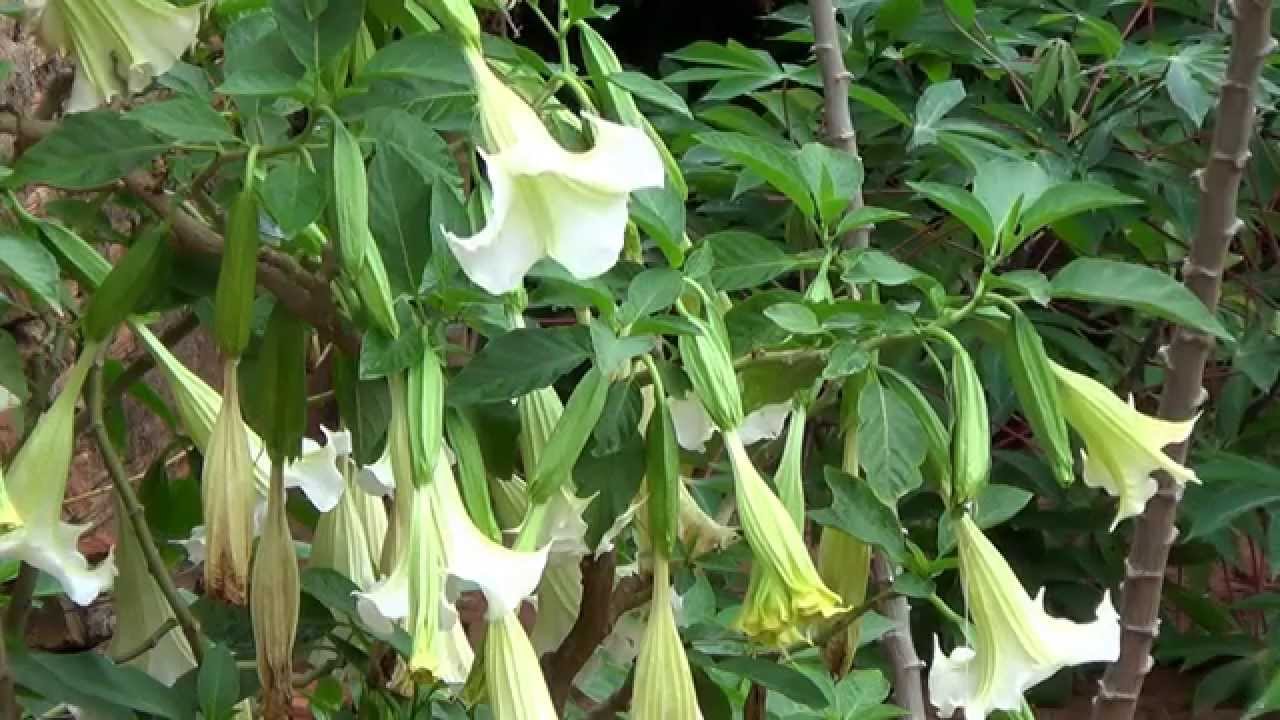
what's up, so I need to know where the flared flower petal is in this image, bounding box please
[430,453,549,619]
[1051,362,1198,528]
[929,515,1119,719]
[485,610,559,720]
[633,558,703,720]
[443,49,664,295]
[108,496,196,686]
[0,342,114,606]
[724,430,841,646]
[669,394,791,452]
[258,426,351,513]
[26,0,201,112]
[357,446,395,497]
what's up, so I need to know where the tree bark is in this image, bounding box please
[807,0,869,249]
[872,554,928,720]
[1092,3,1275,719]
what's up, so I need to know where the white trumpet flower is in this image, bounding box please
[667,393,790,453]
[1051,362,1199,528]
[443,48,664,295]
[929,515,1119,719]
[632,557,702,720]
[485,610,559,720]
[312,461,387,592]
[0,343,115,606]
[25,0,201,112]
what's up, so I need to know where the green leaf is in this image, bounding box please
[910,79,965,148]
[365,110,457,185]
[1183,455,1280,539]
[943,0,976,25]
[369,141,431,295]
[937,484,1034,554]
[696,132,816,218]
[972,158,1052,243]
[589,322,654,376]
[1018,183,1141,241]
[360,34,470,86]
[1166,50,1214,127]
[10,111,166,189]
[271,0,365,71]
[609,71,691,117]
[1245,666,1280,719]
[260,157,325,235]
[198,643,240,720]
[797,143,865,227]
[448,326,592,405]
[835,206,910,238]
[10,648,191,720]
[907,181,995,252]
[823,341,871,380]
[765,302,822,335]
[849,85,911,126]
[1051,258,1230,340]
[631,185,687,267]
[876,0,923,38]
[857,374,927,506]
[129,99,240,145]
[619,268,684,324]
[714,656,828,708]
[246,305,310,461]
[218,13,307,96]
[812,467,907,561]
[0,231,63,314]
[706,230,796,291]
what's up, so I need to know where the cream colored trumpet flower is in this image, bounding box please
[725,429,842,646]
[929,515,1119,720]
[108,496,196,686]
[632,557,702,720]
[251,465,300,718]
[138,327,349,512]
[0,342,115,606]
[201,359,255,605]
[443,48,664,295]
[1051,362,1198,528]
[485,610,559,720]
[24,0,201,112]
[312,460,387,592]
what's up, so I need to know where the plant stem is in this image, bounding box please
[1092,2,1275,718]
[871,554,928,720]
[111,618,179,664]
[807,0,869,249]
[88,366,205,663]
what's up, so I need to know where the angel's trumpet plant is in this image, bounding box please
[929,514,1119,719]
[1051,361,1199,527]
[24,0,201,112]
[632,556,703,720]
[443,45,664,295]
[201,360,255,605]
[0,342,115,606]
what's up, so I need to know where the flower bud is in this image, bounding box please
[408,342,445,485]
[676,314,744,432]
[949,342,990,506]
[632,557,702,720]
[1003,310,1073,488]
[774,403,807,529]
[202,359,255,605]
[418,0,482,48]
[250,465,300,718]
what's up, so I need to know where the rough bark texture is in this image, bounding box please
[1092,2,1275,719]
[872,553,928,720]
[807,0,868,249]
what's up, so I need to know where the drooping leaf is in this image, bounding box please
[856,374,927,506]
[448,326,592,405]
[696,131,816,218]
[812,467,907,561]
[10,111,166,189]
[1051,258,1230,340]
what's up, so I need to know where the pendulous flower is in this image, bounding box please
[1051,361,1198,528]
[632,556,702,720]
[443,47,664,295]
[485,610,559,720]
[24,0,201,112]
[312,458,387,592]
[0,342,115,606]
[929,514,1119,719]
[201,358,255,605]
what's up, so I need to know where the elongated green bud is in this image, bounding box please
[644,388,680,559]
[676,310,744,431]
[774,403,807,529]
[446,407,503,542]
[214,188,260,356]
[408,341,445,487]
[418,0,482,48]
[330,113,372,279]
[353,251,399,339]
[83,224,169,342]
[526,368,611,504]
[1003,309,1074,487]
[247,305,309,464]
[948,340,991,505]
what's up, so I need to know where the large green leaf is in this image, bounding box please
[0,231,63,313]
[260,157,325,235]
[706,230,797,292]
[910,79,965,148]
[907,181,995,253]
[1183,455,1280,539]
[857,374,927,506]
[812,467,907,561]
[271,0,365,71]
[218,13,306,96]
[1018,183,1141,241]
[369,141,431,295]
[360,34,470,86]
[11,648,193,720]
[198,643,241,720]
[129,98,240,144]
[696,132,816,218]
[10,111,166,189]
[609,71,692,117]
[448,326,592,405]
[1051,258,1230,340]
[713,656,828,708]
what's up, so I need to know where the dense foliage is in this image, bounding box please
[0,0,1276,718]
